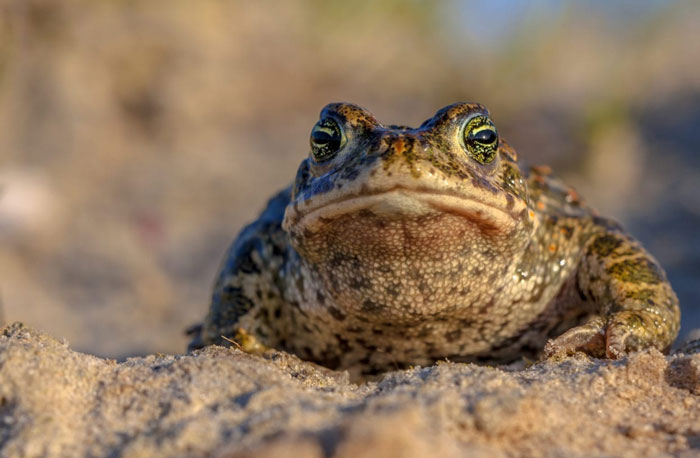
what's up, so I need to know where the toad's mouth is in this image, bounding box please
[284,186,519,235]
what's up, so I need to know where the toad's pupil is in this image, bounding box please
[471,129,497,144]
[312,129,341,155]
[312,130,335,145]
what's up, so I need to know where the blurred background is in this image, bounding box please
[0,0,698,359]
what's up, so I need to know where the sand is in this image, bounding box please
[0,322,698,457]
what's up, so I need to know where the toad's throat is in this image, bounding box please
[286,187,517,235]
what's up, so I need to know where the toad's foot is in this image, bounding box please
[544,310,673,359]
[544,317,606,358]
[229,327,274,355]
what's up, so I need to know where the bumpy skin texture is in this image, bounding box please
[189,102,680,375]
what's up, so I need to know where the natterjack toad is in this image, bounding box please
[188,102,680,375]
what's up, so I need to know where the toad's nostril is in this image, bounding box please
[385,135,420,158]
[391,138,407,155]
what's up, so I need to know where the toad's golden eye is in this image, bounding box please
[310,118,345,163]
[462,116,498,165]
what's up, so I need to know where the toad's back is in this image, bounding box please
[189,102,680,376]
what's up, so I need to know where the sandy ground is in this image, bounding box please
[0,323,698,457]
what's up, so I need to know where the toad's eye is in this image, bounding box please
[310,118,345,162]
[462,116,498,165]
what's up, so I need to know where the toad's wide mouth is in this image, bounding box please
[283,186,520,235]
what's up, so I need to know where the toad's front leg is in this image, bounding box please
[545,222,680,359]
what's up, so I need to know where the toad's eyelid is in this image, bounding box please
[460,112,491,126]
[472,124,496,132]
[312,125,336,136]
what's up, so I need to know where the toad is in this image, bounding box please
[189,102,680,375]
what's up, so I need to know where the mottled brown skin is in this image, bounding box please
[189,102,680,376]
